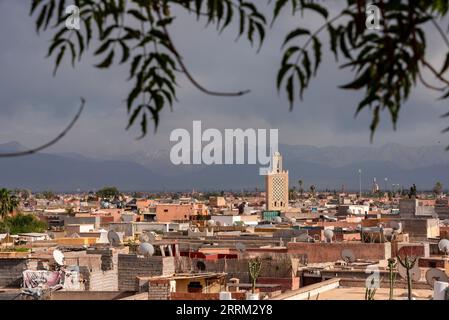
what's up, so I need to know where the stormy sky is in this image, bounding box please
[1,1,449,159]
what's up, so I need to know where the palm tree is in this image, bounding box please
[310,185,316,198]
[298,180,303,197]
[0,188,19,219]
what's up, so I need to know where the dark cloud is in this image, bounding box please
[0,1,448,159]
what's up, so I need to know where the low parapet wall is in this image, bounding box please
[287,242,391,263]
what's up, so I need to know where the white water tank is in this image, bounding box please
[219,291,234,300]
[433,281,449,300]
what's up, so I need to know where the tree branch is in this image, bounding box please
[421,58,449,87]
[0,98,85,157]
[156,10,250,97]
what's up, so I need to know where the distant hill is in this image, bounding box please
[0,142,448,191]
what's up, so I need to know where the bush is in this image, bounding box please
[0,214,47,234]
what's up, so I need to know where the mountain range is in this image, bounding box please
[0,141,448,192]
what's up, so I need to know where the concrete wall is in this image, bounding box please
[80,268,118,291]
[0,258,28,288]
[287,242,391,263]
[400,218,439,240]
[175,254,298,284]
[156,204,190,223]
[118,254,175,291]
[65,216,100,229]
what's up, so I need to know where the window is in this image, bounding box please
[164,209,168,213]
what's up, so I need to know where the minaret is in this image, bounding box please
[265,151,289,212]
[372,177,379,194]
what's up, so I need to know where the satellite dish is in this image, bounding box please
[207,220,216,227]
[390,221,402,232]
[398,263,421,282]
[297,233,313,242]
[323,229,334,243]
[341,249,355,263]
[273,216,282,223]
[107,230,121,247]
[53,249,65,266]
[235,242,246,253]
[425,268,449,287]
[137,242,155,257]
[290,218,297,223]
[438,239,449,255]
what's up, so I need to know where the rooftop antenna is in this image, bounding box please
[341,249,355,264]
[438,239,449,257]
[107,230,121,247]
[323,229,334,243]
[137,242,155,257]
[53,249,65,266]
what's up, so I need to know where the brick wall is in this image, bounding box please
[258,277,300,291]
[170,292,247,300]
[118,254,175,291]
[0,258,28,288]
[148,279,171,300]
[287,242,391,263]
[79,267,118,291]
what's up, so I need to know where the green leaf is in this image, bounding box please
[95,50,114,68]
[340,69,371,90]
[30,0,44,15]
[47,38,65,58]
[272,0,288,26]
[440,52,449,75]
[126,105,143,129]
[148,106,159,130]
[220,0,233,32]
[94,40,113,55]
[312,36,322,75]
[118,40,130,64]
[302,3,328,19]
[75,31,84,61]
[286,75,294,110]
[328,25,339,60]
[281,46,300,65]
[277,64,293,90]
[302,51,311,80]
[127,83,142,112]
[36,4,48,33]
[370,106,381,142]
[282,28,310,48]
[44,0,55,30]
[139,112,148,137]
[53,45,66,76]
[67,40,77,67]
[84,18,92,48]
[127,9,147,21]
[129,54,142,80]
